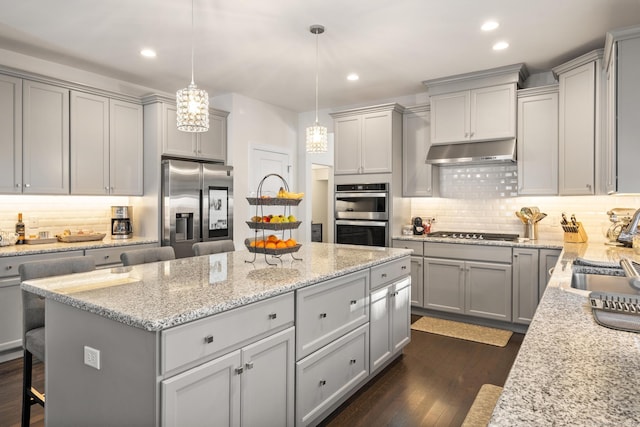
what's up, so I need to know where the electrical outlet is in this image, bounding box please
[84,346,101,370]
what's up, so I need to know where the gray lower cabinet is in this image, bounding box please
[424,243,512,322]
[370,276,411,373]
[539,248,561,300]
[162,327,295,427]
[512,248,540,324]
[391,240,424,307]
[0,250,84,362]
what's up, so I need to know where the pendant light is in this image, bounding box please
[306,24,328,153]
[176,0,209,132]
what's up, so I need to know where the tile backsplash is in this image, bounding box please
[0,195,131,238]
[439,164,519,199]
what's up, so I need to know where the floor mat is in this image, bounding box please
[461,384,503,427]
[411,316,512,347]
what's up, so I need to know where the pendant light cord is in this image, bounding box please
[190,0,195,85]
[314,30,319,124]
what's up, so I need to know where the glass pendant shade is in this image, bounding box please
[306,123,328,153]
[177,83,209,132]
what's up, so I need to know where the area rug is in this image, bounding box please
[411,316,512,347]
[461,384,503,427]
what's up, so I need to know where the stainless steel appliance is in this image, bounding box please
[162,159,233,258]
[425,231,520,242]
[111,206,133,239]
[335,183,389,247]
[617,208,640,247]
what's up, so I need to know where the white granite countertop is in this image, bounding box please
[490,242,640,426]
[393,234,564,250]
[21,242,411,332]
[0,236,158,257]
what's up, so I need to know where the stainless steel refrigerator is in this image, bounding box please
[161,159,233,258]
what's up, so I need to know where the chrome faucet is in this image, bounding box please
[617,208,640,247]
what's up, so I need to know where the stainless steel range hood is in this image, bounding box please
[425,139,517,165]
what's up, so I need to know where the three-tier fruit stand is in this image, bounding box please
[245,174,302,265]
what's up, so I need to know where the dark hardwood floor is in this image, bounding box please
[0,316,523,427]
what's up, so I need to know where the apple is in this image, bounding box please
[288,215,296,222]
[262,216,270,223]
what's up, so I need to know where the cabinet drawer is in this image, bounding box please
[85,244,157,267]
[296,270,368,360]
[296,323,369,427]
[392,239,424,256]
[0,250,84,279]
[424,242,512,263]
[370,257,411,290]
[161,292,294,374]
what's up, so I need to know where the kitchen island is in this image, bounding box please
[22,242,412,426]
[490,242,640,426]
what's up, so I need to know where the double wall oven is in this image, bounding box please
[335,183,389,247]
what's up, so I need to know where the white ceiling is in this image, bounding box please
[0,0,639,112]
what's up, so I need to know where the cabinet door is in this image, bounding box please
[512,249,539,325]
[369,284,391,372]
[390,278,411,353]
[70,91,109,194]
[424,258,465,313]
[430,91,469,143]
[403,107,434,197]
[471,84,516,141]
[162,350,241,427]
[604,50,617,194]
[0,74,22,193]
[538,249,561,300]
[22,81,69,194]
[361,111,392,173]
[0,278,22,355]
[162,104,197,158]
[198,112,226,162]
[110,99,143,195]
[465,261,511,321]
[517,90,559,195]
[410,256,424,307]
[334,116,362,175]
[559,61,595,195]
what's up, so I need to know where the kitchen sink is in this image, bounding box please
[570,271,640,294]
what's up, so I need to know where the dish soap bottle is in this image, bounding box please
[15,213,25,244]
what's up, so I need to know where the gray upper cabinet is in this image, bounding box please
[402,104,437,197]
[604,25,640,194]
[553,50,602,196]
[331,103,403,175]
[517,85,559,195]
[0,74,22,194]
[423,63,526,145]
[22,80,69,194]
[162,104,228,163]
[70,92,143,195]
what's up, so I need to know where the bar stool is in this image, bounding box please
[120,246,176,266]
[19,256,96,427]
[192,240,235,256]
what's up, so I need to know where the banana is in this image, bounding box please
[277,187,304,199]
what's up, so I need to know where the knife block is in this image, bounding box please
[563,222,588,243]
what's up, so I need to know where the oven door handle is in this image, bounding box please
[335,220,388,227]
[335,192,388,199]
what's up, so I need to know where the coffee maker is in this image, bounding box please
[413,217,425,235]
[111,206,133,239]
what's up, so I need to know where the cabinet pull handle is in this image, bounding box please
[24,184,30,188]
[245,362,254,370]
[235,367,244,375]
[15,183,20,188]
[7,265,13,270]
[381,273,387,278]
[401,265,407,270]
[350,300,357,305]
[319,313,327,318]
[319,380,326,386]
[268,313,277,320]
[204,335,214,344]
[104,255,110,260]
[349,359,357,365]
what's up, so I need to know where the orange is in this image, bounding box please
[285,238,296,247]
[249,240,257,247]
[267,235,279,242]
[276,241,287,249]
[265,242,276,249]
[255,240,265,248]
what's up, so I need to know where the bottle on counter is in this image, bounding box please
[16,213,25,244]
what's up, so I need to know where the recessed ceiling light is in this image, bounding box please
[492,41,509,50]
[140,48,157,58]
[347,73,359,81]
[481,21,499,31]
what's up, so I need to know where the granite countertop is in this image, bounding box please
[21,242,411,332]
[0,236,158,257]
[490,242,640,426]
[393,234,564,250]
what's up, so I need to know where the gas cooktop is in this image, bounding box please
[425,231,520,242]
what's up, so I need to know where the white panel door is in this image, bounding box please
[250,147,290,194]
